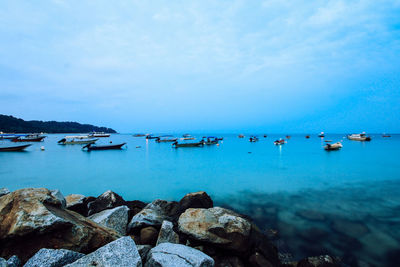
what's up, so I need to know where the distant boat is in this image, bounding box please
[347,133,371,141]
[172,141,204,148]
[382,134,391,138]
[318,132,325,138]
[0,144,31,152]
[238,134,245,138]
[11,136,46,142]
[263,135,267,138]
[305,135,310,139]
[155,137,178,143]
[181,134,195,140]
[286,135,291,139]
[58,137,98,145]
[65,135,89,139]
[249,136,259,142]
[146,135,159,139]
[324,142,343,151]
[82,143,126,151]
[203,137,219,145]
[274,139,286,145]
[88,132,110,138]
[133,134,146,137]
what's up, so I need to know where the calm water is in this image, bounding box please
[1,134,399,266]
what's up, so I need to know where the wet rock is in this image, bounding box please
[179,192,213,213]
[50,190,66,209]
[88,205,129,235]
[214,255,245,267]
[248,252,273,267]
[65,194,94,216]
[125,200,147,221]
[65,236,141,267]
[7,255,21,267]
[156,220,179,246]
[145,243,214,267]
[296,210,325,221]
[0,188,119,262]
[0,188,10,198]
[178,207,251,253]
[249,226,280,266]
[87,190,126,216]
[297,255,340,267]
[140,226,159,246]
[331,219,369,238]
[0,258,7,267]
[23,248,84,267]
[137,245,152,264]
[128,199,179,232]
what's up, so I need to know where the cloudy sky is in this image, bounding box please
[1,0,399,133]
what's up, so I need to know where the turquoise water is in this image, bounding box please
[1,134,399,266]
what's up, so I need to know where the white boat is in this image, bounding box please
[347,133,371,141]
[58,137,98,145]
[65,135,89,139]
[88,132,111,138]
[324,142,343,151]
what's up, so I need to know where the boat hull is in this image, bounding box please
[61,139,98,145]
[172,142,204,148]
[0,144,31,151]
[84,143,126,151]
[11,136,45,142]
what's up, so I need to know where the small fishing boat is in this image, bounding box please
[382,134,391,138]
[0,144,31,152]
[274,139,286,145]
[133,134,146,137]
[65,135,89,139]
[181,134,195,140]
[11,135,46,142]
[318,132,325,138]
[324,140,333,142]
[82,143,126,151]
[172,141,204,148]
[263,135,267,138]
[305,135,310,139]
[203,137,219,145]
[249,136,259,142]
[88,132,110,138]
[238,134,245,138]
[324,142,343,151]
[347,133,371,141]
[58,137,98,145]
[146,135,159,139]
[155,137,178,143]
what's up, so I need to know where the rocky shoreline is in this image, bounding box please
[0,188,341,267]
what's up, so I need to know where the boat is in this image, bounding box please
[155,137,178,143]
[238,134,245,138]
[305,135,310,139]
[324,140,333,142]
[65,135,89,139]
[324,142,343,151]
[347,133,371,141]
[88,132,110,138]
[318,132,325,138]
[203,137,219,145]
[263,135,267,138]
[133,134,146,137]
[82,143,126,151]
[0,134,27,140]
[382,134,391,138]
[181,134,195,140]
[58,137,98,145]
[0,144,31,152]
[286,135,291,139]
[249,136,259,142]
[146,135,159,139]
[11,136,46,142]
[274,139,286,145]
[172,141,204,148]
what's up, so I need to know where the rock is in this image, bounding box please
[214,255,245,267]
[248,252,273,267]
[65,194,94,217]
[23,248,84,267]
[0,258,7,267]
[179,192,213,213]
[125,200,147,221]
[178,207,251,253]
[128,199,179,232]
[137,245,152,264]
[0,188,120,262]
[65,236,141,267]
[7,255,21,267]
[145,243,214,267]
[87,190,126,216]
[156,220,179,246]
[88,205,129,235]
[0,188,10,198]
[50,190,66,209]
[297,255,340,267]
[249,226,280,266]
[140,227,159,246]
[331,219,369,238]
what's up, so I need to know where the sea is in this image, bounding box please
[1,133,399,266]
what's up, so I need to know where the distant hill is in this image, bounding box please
[0,115,117,133]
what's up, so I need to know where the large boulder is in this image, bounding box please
[178,207,251,253]
[140,227,159,246]
[65,194,95,216]
[156,220,179,246]
[7,255,21,267]
[145,243,214,267]
[125,200,147,221]
[0,188,10,198]
[50,190,66,209]
[88,205,129,235]
[87,190,126,216]
[179,192,213,213]
[65,236,141,267]
[128,200,179,232]
[0,188,120,262]
[23,248,84,267]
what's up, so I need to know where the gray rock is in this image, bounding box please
[137,245,152,263]
[88,205,129,235]
[87,190,126,216]
[0,188,10,197]
[145,243,214,267]
[65,236,141,267]
[65,194,86,208]
[0,258,7,267]
[128,200,178,232]
[50,190,66,209]
[23,248,84,267]
[7,255,21,267]
[156,220,179,246]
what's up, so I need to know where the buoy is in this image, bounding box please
[40,146,45,151]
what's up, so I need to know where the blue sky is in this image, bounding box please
[1,0,399,133]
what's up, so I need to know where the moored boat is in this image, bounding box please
[274,139,286,145]
[0,144,31,152]
[324,142,343,151]
[382,134,391,138]
[238,134,245,138]
[133,134,146,137]
[347,133,371,141]
[172,141,204,148]
[58,137,98,145]
[318,132,325,138]
[88,132,110,138]
[11,136,46,142]
[203,137,219,145]
[249,136,259,142]
[146,135,159,139]
[155,137,178,143]
[82,143,126,151]
[305,135,310,139]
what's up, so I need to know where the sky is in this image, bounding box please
[0,0,399,133]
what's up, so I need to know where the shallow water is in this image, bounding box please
[1,134,399,266]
